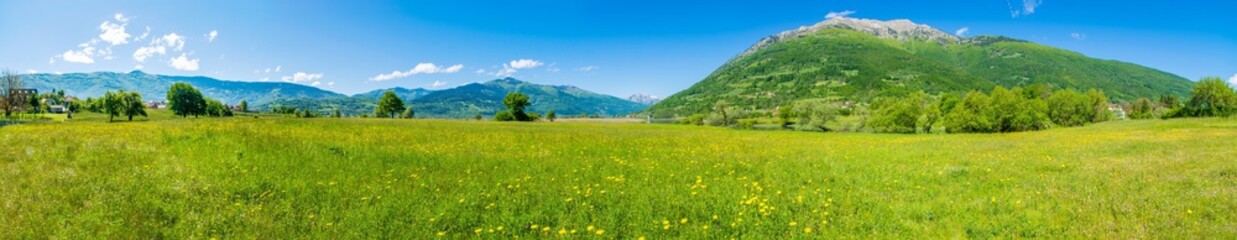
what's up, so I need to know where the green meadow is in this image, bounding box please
[1,111,1234,238]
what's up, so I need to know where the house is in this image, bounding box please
[1108,103,1126,120]
[6,89,37,112]
[48,105,66,113]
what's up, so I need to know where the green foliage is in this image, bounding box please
[238,100,248,113]
[789,99,839,131]
[374,90,406,118]
[167,83,206,117]
[943,91,994,133]
[1087,89,1112,122]
[1173,77,1237,118]
[333,108,342,118]
[678,114,706,125]
[101,90,147,122]
[990,87,1050,132]
[546,110,556,122]
[474,113,483,121]
[1129,98,1155,119]
[869,92,927,133]
[501,92,532,121]
[1047,89,1093,127]
[401,107,415,119]
[493,110,516,121]
[205,99,233,117]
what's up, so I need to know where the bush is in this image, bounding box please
[943,91,994,133]
[789,99,839,131]
[1173,77,1237,117]
[494,110,516,121]
[678,114,705,125]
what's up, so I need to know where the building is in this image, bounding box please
[5,89,37,112]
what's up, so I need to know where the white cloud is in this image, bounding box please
[955,27,970,37]
[370,63,464,81]
[826,10,856,19]
[576,66,599,72]
[275,66,281,72]
[265,68,271,73]
[135,26,151,41]
[61,48,95,64]
[98,21,130,46]
[311,81,322,87]
[134,64,144,70]
[282,72,323,83]
[207,30,218,43]
[1070,32,1087,40]
[508,59,544,69]
[1010,0,1044,17]
[26,69,37,74]
[1228,74,1237,87]
[475,69,486,74]
[132,33,186,62]
[430,80,448,88]
[48,57,55,64]
[327,81,335,87]
[114,13,130,22]
[169,53,200,71]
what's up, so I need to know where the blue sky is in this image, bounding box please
[1,0,1234,97]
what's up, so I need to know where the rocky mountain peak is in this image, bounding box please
[739,17,960,57]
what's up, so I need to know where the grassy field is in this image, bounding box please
[1,113,1235,238]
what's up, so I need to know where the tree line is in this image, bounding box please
[684,77,1237,134]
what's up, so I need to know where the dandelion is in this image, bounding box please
[587,225,595,231]
[680,218,688,224]
[436,232,445,237]
[558,229,567,235]
[789,221,798,226]
[595,229,605,235]
[804,227,813,233]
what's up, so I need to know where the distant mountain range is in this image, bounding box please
[19,72,647,118]
[626,94,663,105]
[647,17,1195,115]
[21,71,344,105]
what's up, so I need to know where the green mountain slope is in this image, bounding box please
[647,18,1193,115]
[20,71,346,105]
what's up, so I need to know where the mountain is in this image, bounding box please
[411,78,647,118]
[20,71,346,105]
[627,94,663,105]
[647,17,1194,116]
[260,78,646,118]
[353,87,433,102]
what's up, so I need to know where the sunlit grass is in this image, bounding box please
[1,116,1234,238]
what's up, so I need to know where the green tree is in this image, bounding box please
[943,91,994,133]
[1159,95,1179,108]
[401,107,415,119]
[869,92,927,133]
[374,90,406,118]
[789,99,838,132]
[991,87,1050,132]
[167,82,206,117]
[502,92,532,121]
[474,113,483,121]
[333,108,342,118]
[102,90,122,122]
[121,91,147,121]
[1175,77,1237,117]
[238,100,248,113]
[494,110,516,121]
[205,99,232,117]
[546,110,556,122]
[1129,98,1155,119]
[27,94,40,114]
[1086,89,1112,122]
[1047,89,1092,127]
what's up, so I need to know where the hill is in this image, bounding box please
[262,78,647,118]
[20,71,346,106]
[647,17,1194,115]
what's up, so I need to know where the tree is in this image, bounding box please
[333,108,342,118]
[474,113,483,121]
[1159,95,1179,109]
[789,99,839,131]
[102,91,122,122]
[868,92,927,133]
[27,94,41,114]
[0,70,25,118]
[1129,98,1155,119]
[1086,89,1111,122]
[1047,89,1092,127]
[205,99,232,117]
[546,110,557,122]
[494,110,516,121]
[943,91,994,133]
[122,91,147,121]
[374,90,406,118]
[167,83,206,117]
[502,92,532,121]
[401,107,415,119]
[238,100,248,113]
[990,87,1050,132]
[923,93,959,133]
[1175,77,1237,117]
